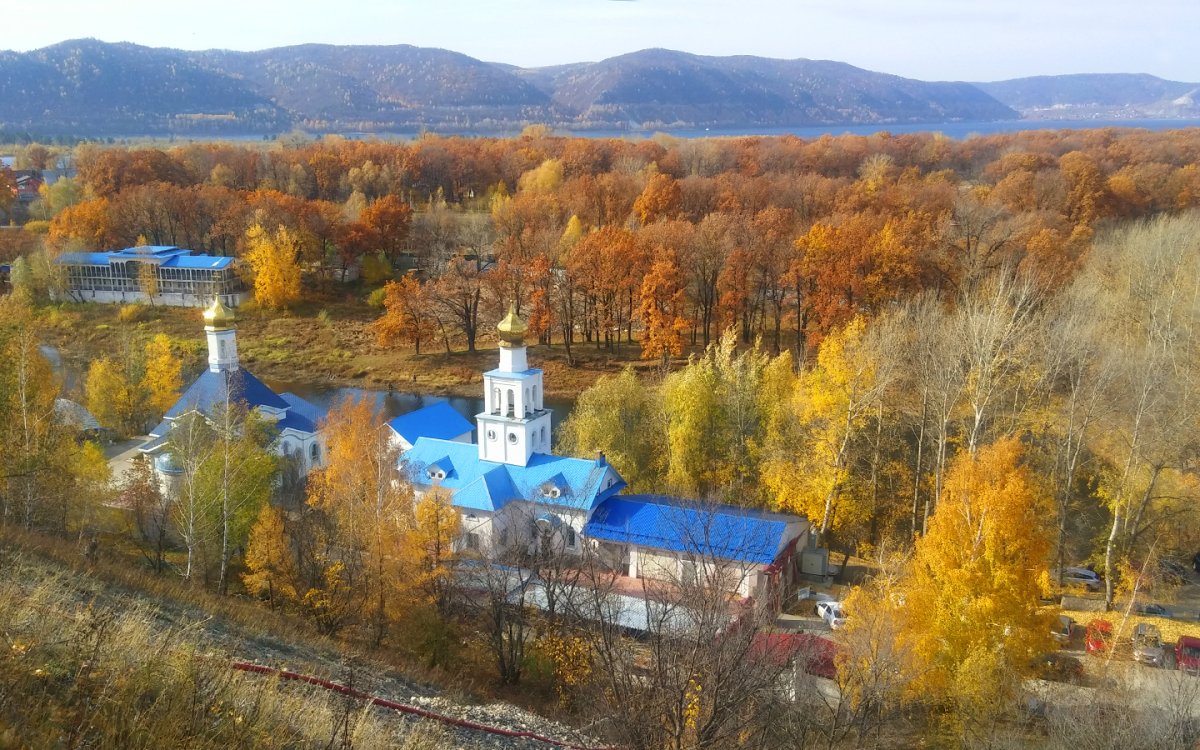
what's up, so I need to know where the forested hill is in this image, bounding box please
[978,73,1200,119]
[0,39,1017,136]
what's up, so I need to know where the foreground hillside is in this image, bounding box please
[0,530,596,749]
[0,39,1015,135]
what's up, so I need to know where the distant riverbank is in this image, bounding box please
[61,117,1200,145]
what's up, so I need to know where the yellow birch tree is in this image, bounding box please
[244,222,302,309]
[141,333,182,416]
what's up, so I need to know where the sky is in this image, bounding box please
[6,0,1199,82]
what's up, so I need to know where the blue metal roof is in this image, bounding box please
[55,247,234,270]
[112,246,189,259]
[279,392,325,427]
[583,494,797,565]
[483,367,542,380]
[161,255,234,270]
[147,418,172,438]
[403,438,625,513]
[56,252,113,266]
[165,368,289,420]
[388,400,473,444]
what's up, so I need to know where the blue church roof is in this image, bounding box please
[388,400,473,444]
[278,392,325,432]
[164,368,290,420]
[403,438,625,513]
[583,495,796,565]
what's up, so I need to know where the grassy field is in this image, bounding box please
[39,299,666,400]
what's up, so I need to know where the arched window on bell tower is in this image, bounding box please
[506,389,515,418]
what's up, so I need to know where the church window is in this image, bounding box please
[282,440,294,455]
[464,532,480,551]
[219,340,227,357]
[524,387,531,415]
[533,384,539,405]
[487,429,497,441]
[492,387,500,415]
[310,443,320,463]
[506,389,515,417]
[541,426,547,446]
[508,432,518,445]
[564,525,576,547]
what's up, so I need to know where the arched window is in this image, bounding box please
[506,389,515,417]
[533,384,539,407]
[541,426,547,446]
[218,340,227,357]
[492,387,501,415]
[281,440,294,455]
[310,443,320,464]
[524,387,531,415]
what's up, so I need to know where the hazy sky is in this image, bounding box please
[9,0,1199,81]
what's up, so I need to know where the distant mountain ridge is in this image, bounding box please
[976,74,1200,120]
[0,39,1021,136]
[6,40,1197,137]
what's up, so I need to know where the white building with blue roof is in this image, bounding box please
[399,306,809,599]
[141,299,326,485]
[56,245,248,307]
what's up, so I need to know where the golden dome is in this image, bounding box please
[496,302,527,347]
[203,298,236,330]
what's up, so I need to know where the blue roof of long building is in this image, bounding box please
[583,494,799,565]
[388,400,473,444]
[165,368,289,420]
[403,438,625,513]
[56,247,234,270]
[57,252,113,266]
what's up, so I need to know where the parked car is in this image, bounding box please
[1134,602,1169,617]
[1132,623,1164,666]
[1085,620,1114,654]
[815,600,846,630]
[1051,615,1078,645]
[1030,652,1084,683]
[1061,567,1103,592]
[1176,636,1200,672]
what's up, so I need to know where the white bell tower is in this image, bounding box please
[477,303,552,466]
[204,298,239,372]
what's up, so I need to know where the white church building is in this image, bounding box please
[398,306,809,599]
[140,299,327,483]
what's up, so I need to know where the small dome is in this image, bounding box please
[203,298,236,330]
[496,302,527,347]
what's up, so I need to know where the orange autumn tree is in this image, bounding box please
[245,398,415,642]
[638,249,688,368]
[372,275,436,354]
[889,437,1053,732]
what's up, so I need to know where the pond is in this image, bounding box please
[43,344,577,437]
[261,378,576,436]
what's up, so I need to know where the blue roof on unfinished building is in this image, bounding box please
[56,246,234,269]
[402,437,625,513]
[582,495,799,565]
[388,400,473,444]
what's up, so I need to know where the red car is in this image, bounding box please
[1176,636,1200,671]
[1085,620,1113,654]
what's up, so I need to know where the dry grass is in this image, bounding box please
[0,546,463,749]
[39,300,673,400]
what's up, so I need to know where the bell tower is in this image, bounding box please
[476,303,552,466]
[204,298,239,372]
